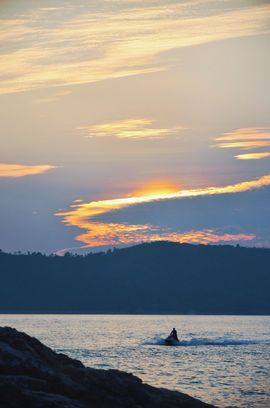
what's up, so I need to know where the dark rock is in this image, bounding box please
[0,327,216,408]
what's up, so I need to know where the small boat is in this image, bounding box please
[165,335,179,346]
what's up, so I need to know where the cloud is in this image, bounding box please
[0,163,57,178]
[216,141,270,150]
[0,2,269,94]
[163,230,255,245]
[235,152,270,160]
[216,128,270,141]
[71,225,255,250]
[56,174,270,248]
[78,118,183,139]
[55,228,255,255]
[213,127,270,156]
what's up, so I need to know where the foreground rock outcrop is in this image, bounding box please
[0,327,216,408]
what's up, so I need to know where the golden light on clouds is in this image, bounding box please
[217,128,270,141]
[56,228,255,255]
[216,141,270,150]
[132,179,181,196]
[56,175,270,249]
[214,127,270,157]
[0,2,269,94]
[0,163,57,178]
[1,1,270,255]
[235,152,270,160]
[72,226,255,251]
[78,119,182,139]
[165,230,255,245]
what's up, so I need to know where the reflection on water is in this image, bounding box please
[0,314,269,408]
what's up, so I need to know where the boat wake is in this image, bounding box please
[144,337,263,347]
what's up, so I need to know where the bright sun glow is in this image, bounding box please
[131,180,181,197]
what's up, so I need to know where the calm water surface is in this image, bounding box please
[0,315,269,408]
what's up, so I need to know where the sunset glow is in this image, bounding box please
[2,0,270,390]
[56,175,270,249]
[67,226,255,252]
[1,1,270,254]
[132,180,181,197]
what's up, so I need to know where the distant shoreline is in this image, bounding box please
[1,242,270,315]
[0,312,270,316]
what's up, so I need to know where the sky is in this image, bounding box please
[0,0,270,254]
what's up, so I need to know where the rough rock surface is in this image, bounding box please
[0,327,216,408]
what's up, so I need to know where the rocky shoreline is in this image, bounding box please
[0,327,216,408]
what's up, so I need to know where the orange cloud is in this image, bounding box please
[214,128,270,149]
[0,163,57,178]
[132,179,181,196]
[213,127,270,157]
[78,118,183,139]
[216,128,270,141]
[72,224,255,249]
[56,175,269,249]
[55,229,255,255]
[163,230,255,245]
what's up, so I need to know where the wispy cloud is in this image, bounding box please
[216,128,270,141]
[235,152,270,160]
[216,141,270,150]
[214,127,270,157]
[0,163,57,178]
[78,118,183,139]
[56,174,270,248]
[0,2,269,94]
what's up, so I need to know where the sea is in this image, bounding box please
[0,314,269,408]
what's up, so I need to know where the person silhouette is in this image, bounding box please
[170,327,179,341]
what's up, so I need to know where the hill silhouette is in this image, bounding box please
[0,242,269,314]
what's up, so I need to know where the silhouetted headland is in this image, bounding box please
[0,326,215,407]
[0,241,269,314]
